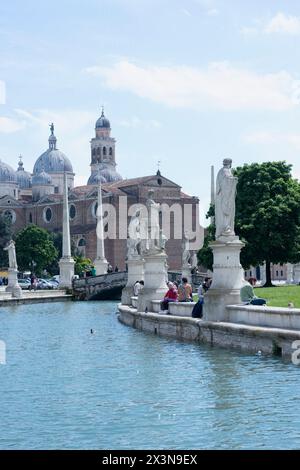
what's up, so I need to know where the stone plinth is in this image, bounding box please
[203,236,245,322]
[6,268,22,298]
[121,257,144,306]
[59,257,75,289]
[137,252,168,312]
[94,257,108,276]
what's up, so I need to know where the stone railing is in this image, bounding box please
[226,304,300,330]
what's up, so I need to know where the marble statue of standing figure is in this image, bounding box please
[4,240,18,270]
[215,158,238,239]
[182,236,191,266]
[146,189,161,253]
[127,211,142,259]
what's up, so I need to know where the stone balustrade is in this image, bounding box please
[226,304,300,330]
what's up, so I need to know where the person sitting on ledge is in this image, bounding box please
[160,282,178,311]
[240,278,266,306]
[133,280,144,296]
[178,277,193,302]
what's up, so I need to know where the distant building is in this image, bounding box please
[0,109,201,271]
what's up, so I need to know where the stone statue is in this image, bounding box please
[146,190,161,254]
[182,237,191,266]
[191,252,198,269]
[127,211,142,259]
[215,158,238,239]
[159,229,167,251]
[4,240,18,270]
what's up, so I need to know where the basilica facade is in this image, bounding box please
[0,109,200,271]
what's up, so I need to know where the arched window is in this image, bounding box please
[69,204,76,220]
[103,147,107,156]
[109,147,113,156]
[43,207,52,223]
[97,147,100,156]
[3,209,16,224]
[92,148,96,156]
[29,213,33,223]
[78,238,86,247]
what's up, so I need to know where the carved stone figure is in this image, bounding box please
[182,237,191,266]
[215,158,238,239]
[4,240,17,270]
[146,189,161,254]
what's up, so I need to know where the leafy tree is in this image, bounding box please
[234,161,300,286]
[197,205,214,270]
[15,225,58,276]
[0,214,12,267]
[74,255,92,276]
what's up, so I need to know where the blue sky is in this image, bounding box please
[1,0,300,225]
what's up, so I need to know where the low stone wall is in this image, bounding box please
[226,305,300,330]
[150,300,196,316]
[118,305,300,362]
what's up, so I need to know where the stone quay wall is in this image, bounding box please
[118,305,300,362]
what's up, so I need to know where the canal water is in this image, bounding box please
[0,301,299,450]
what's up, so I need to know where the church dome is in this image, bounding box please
[0,159,17,183]
[33,124,73,175]
[95,108,110,129]
[16,157,32,189]
[101,168,122,183]
[32,170,52,186]
[87,172,107,185]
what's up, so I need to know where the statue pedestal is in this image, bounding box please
[94,257,108,276]
[182,263,192,284]
[121,257,144,306]
[59,257,75,289]
[137,251,168,312]
[6,268,22,298]
[203,236,245,322]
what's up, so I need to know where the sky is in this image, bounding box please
[1,0,300,225]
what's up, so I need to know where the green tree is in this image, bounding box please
[234,161,300,286]
[15,225,58,275]
[197,205,215,271]
[0,214,12,267]
[74,255,92,276]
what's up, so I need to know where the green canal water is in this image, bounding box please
[0,301,299,449]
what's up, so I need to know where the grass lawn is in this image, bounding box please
[254,285,300,308]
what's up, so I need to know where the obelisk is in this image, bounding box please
[59,173,75,288]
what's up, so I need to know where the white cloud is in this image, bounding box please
[0,116,25,133]
[85,60,297,111]
[264,12,300,35]
[207,8,219,16]
[242,12,300,36]
[182,8,192,17]
[0,81,5,104]
[244,131,300,150]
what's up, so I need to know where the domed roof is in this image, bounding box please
[32,170,53,186]
[95,108,110,129]
[101,168,122,183]
[0,159,17,183]
[33,124,73,175]
[87,171,107,185]
[16,157,32,189]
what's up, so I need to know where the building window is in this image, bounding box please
[29,213,33,223]
[3,209,16,224]
[97,147,100,156]
[103,147,107,156]
[91,201,98,218]
[54,187,59,194]
[78,238,86,247]
[281,270,283,277]
[109,147,112,156]
[69,204,76,220]
[43,207,52,223]
[276,270,279,277]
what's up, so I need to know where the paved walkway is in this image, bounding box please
[0,288,73,305]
